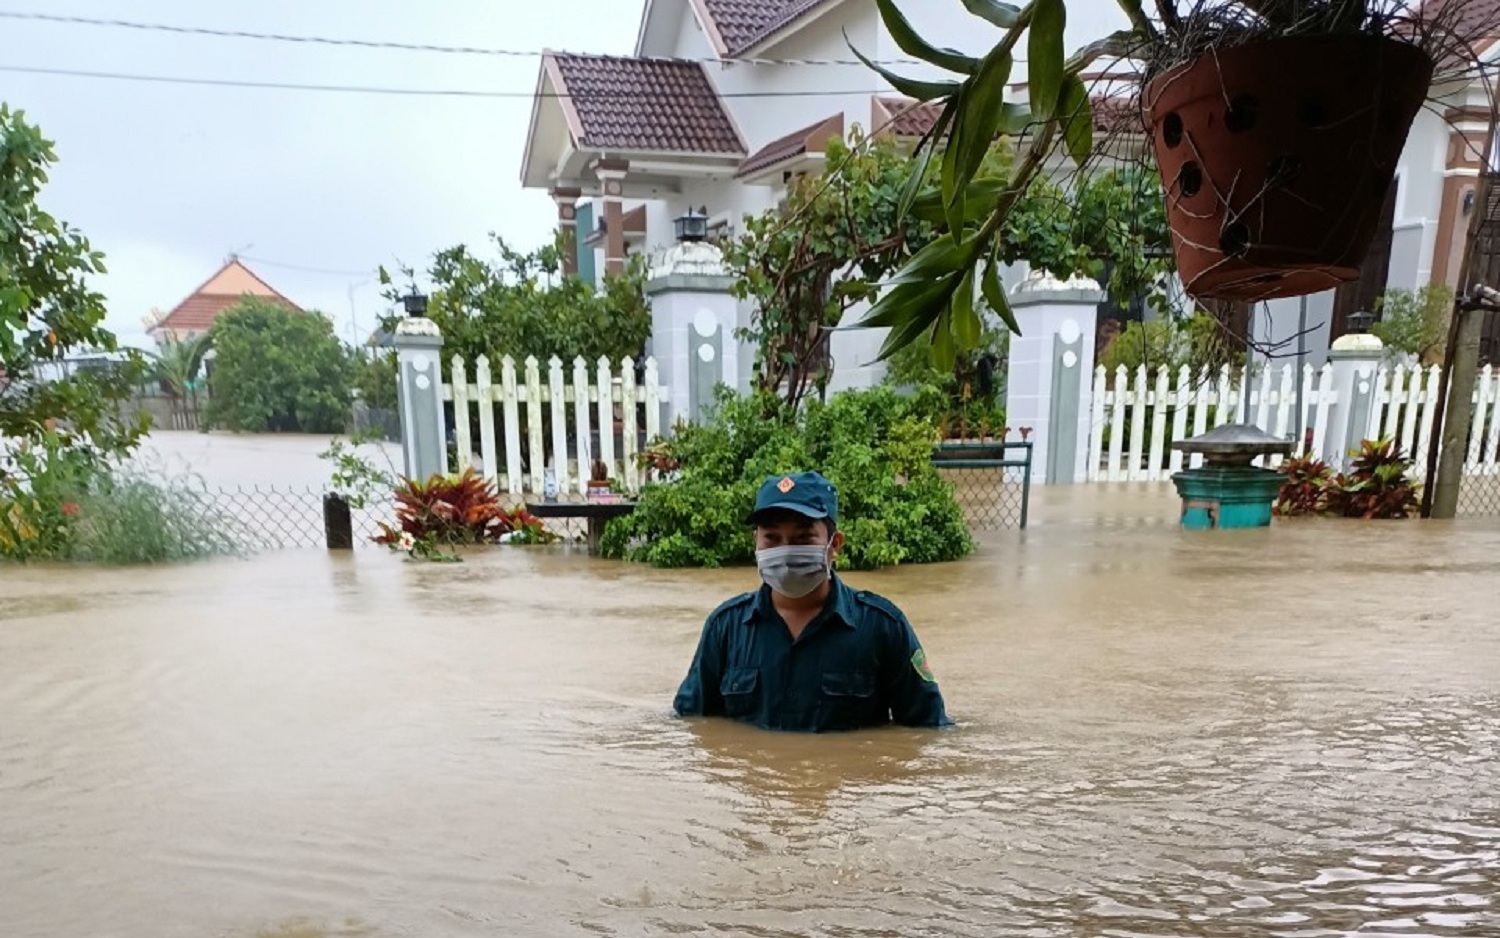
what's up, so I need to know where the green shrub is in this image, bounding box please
[601,387,974,570]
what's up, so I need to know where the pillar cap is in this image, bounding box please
[1009,268,1105,307]
[1330,332,1383,355]
[649,240,727,277]
[393,317,443,348]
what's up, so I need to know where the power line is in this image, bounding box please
[0,63,904,99]
[0,10,947,68]
[237,255,375,278]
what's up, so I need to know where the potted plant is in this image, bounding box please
[586,459,612,501]
[850,0,1483,365]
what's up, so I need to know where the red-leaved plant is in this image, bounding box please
[1325,438,1421,520]
[1274,455,1333,517]
[373,468,554,549]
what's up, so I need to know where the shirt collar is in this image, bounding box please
[742,576,859,629]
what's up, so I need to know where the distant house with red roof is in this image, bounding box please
[145,256,302,346]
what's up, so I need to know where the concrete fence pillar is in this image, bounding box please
[393,316,448,481]
[645,240,738,428]
[1320,332,1384,471]
[1005,272,1105,484]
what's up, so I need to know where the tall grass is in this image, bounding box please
[68,467,249,564]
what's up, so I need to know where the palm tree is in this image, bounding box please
[149,334,213,430]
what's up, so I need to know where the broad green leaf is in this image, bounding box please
[859,272,961,328]
[897,97,957,220]
[847,38,963,101]
[961,0,1023,28]
[941,87,968,238]
[1027,0,1066,123]
[876,304,943,361]
[910,176,1007,224]
[952,270,980,348]
[886,235,966,286]
[982,255,1022,334]
[875,0,980,74]
[930,310,958,370]
[954,47,1014,193]
[1058,74,1094,166]
[999,102,1033,136]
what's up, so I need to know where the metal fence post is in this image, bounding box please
[323,494,354,550]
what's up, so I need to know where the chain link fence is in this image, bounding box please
[1456,474,1500,518]
[193,486,594,551]
[933,442,1033,531]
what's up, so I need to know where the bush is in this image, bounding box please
[206,298,353,433]
[1372,285,1452,365]
[0,429,246,564]
[389,235,652,369]
[601,387,974,570]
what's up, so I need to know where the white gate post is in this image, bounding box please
[1005,272,1105,484]
[644,238,736,428]
[1321,332,1385,471]
[393,316,448,481]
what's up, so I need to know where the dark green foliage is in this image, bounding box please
[0,104,148,456]
[600,388,974,570]
[384,234,652,369]
[205,298,353,433]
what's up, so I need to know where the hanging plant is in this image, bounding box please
[852,0,1489,365]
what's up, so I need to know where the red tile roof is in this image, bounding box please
[547,53,746,155]
[696,0,837,57]
[151,259,302,336]
[873,98,947,139]
[1419,0,1500,70]
[874,86,1145,139]
[737,113,844,177]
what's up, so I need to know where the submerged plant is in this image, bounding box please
[372,468,556,555]
[1274,455,1334,517]
[1325,438,1422,520]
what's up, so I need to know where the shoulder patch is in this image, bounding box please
[911,647,937,683]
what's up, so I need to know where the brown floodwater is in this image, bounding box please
[2,486,1498,938]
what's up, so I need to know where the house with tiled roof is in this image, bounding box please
[522,0,1143,390]
[145,257,303,346]
[522,0,1500,386]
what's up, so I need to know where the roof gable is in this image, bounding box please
[690,0,842,58]
[151,258,302,336]
[545,52,747,154]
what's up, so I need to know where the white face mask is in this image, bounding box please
[755,544,832,599]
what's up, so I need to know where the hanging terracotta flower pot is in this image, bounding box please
[1143,34,1434,303]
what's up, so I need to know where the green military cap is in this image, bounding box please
[747,471,839,526]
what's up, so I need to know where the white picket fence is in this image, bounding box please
[1087,362,1500,482]
[443,355,667,495]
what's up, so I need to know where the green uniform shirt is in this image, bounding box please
[673,576,952,732]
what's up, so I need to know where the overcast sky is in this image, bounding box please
[2,0,642,350]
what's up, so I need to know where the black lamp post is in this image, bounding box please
[402,288,429,318]
[1346,309,1376,334]
[674,206,709,243]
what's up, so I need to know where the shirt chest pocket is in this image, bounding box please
[719,667,760,719]
[821,670,876,699]
[819,670,878,728]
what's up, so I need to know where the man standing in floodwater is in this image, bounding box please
[673,471,952,732]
